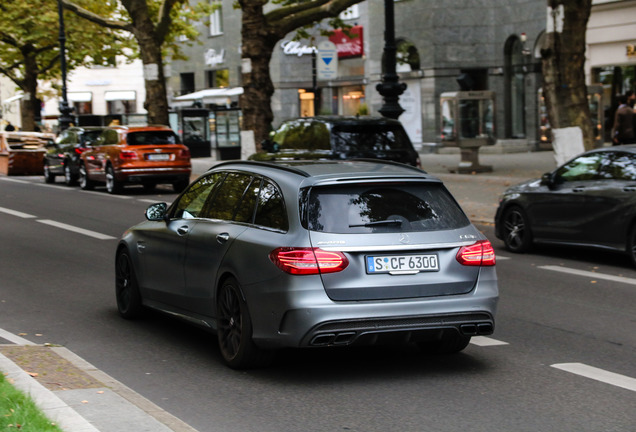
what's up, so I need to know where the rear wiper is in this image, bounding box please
[349,219,403,227]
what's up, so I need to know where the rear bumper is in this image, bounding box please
[248,268,498,349]
[117,167,191,184]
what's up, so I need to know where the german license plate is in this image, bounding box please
[147,153,170,161]
[366,254,440,274]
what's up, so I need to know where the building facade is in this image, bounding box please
[37,0,635,148]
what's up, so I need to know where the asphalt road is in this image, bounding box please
[1,175,635,432]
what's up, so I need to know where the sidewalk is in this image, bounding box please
[0,149,557,432]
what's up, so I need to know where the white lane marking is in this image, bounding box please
[138,198,164,204]
[37,219,116,240]
[79,190,133,199]
[0,328,34,345]
[470,336,509,347]
[0,206,37,218]
[495,255,511,260]
[552,363,636,392]
[0,177,30,184]
[539,265,636,286]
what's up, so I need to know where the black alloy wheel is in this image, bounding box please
[115,249,143,319]
[106,165,123,194]
[64,163,77,186]
[502,206,532,253]
[628,224,636,268]
[43,162,55,183]
[79,163,94,190]
[216,277,272,369]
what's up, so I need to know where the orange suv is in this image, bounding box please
[79,125,192,194]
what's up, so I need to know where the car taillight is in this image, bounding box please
[456,240,496,266]
[179,147,191,159]
[74,147,87,155]
[269,247,349,275]
[119,150,138,160]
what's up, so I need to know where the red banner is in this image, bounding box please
[329,26,364,59]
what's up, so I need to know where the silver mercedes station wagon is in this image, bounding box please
[115,160,498,368]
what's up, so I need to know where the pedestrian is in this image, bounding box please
[611,94,635,145]
[5,121,15,131]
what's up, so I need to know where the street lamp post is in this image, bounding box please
[57,0,74,131]
[376,0,406,119]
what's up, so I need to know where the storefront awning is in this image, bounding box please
[104,90,136,101]
[2,94,25,105]
[68,92,92,102]
[171,87,243,107]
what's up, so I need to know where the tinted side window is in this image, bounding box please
[331,124,412,153]
[254,180,288,231]
[172,172,225,219]
[306,183,469,234]
[102,129,120,145]
[233,177,260,223]
[605,153,636,181]
[555,153,608,182]
[276,120,330,150]
[205,173,254,221]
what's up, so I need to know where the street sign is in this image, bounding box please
[317,41,338,80]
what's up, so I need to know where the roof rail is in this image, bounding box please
[349,158,426,173]
[211,160,311,177]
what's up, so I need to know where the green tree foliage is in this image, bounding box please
[62,0,214,126]
[0,0,125,130]
[239,0,365,145]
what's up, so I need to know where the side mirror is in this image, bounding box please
[145,202,168,221]
[540,172,557,189]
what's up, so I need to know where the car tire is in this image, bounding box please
[115,249,143,319]
[628,224,636,268]
[418,330,471,355]
[79,163,94,190]
[173,178,189,193]
[64,162,78,186]
[43,162,55,183]
[501,206,532,253]
[216,277,273,369]
[106,165,123,194]
[142,183,156,192]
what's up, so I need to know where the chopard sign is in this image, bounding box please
[280,40,316,57]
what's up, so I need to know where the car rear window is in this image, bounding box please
[331,124,412,152]
[126,131,180,145]
[305,183,469,234]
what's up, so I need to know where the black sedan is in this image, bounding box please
[495,145,636,266]
[43,126,105,185]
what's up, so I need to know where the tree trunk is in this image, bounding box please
[19,53,39,132]
[137,39,169,126]
[240,1,277,147]
[541,0,594,155]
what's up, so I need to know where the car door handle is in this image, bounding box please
[216,233,230,243]
[572,187,585,192]
[177,225,190,236]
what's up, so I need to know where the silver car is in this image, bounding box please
[116,160,498,368]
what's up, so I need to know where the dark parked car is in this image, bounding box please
[250,116,421,168]
[116,160,498,369]
[495,145,636,266]
[43,126,105,185]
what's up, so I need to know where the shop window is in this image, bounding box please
[107,99,136,115]
[73,101,92,115]
[341,86,365,116]
[298,89,316,117]
[206,69,229,88]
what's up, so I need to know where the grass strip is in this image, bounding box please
[0,372,63,431]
